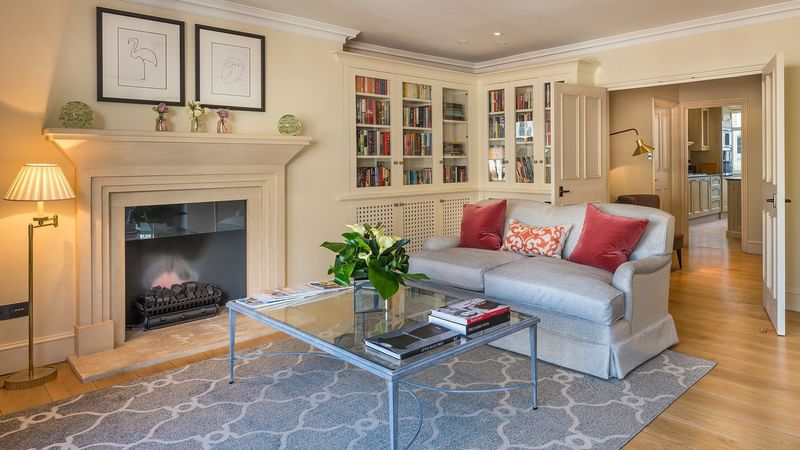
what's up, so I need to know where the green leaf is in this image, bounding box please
[320,241,347,253]
[402,272,430,281]
[367,262,400,300]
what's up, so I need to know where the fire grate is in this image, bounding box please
[136,281,223,330]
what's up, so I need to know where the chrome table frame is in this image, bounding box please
[227,300,539,450]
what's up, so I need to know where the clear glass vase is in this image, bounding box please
[190,119,201,132]
[217,118,230,134]
[155,115,168,132]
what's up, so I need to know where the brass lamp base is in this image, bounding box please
[4,366,57,390]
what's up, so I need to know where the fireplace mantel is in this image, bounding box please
[44,128,311,168]
[44,128,312,357]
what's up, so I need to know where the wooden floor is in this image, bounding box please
[2,223,799,448]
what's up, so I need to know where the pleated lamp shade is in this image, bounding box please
[4,164,75,201]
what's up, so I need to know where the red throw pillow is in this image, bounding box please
[568,203,649,272]
[459,200,507,250]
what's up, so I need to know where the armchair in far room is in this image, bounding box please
[615,194,684,269]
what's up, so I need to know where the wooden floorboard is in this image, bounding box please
[1,218,797,448]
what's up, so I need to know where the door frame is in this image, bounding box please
[678,98,752,252]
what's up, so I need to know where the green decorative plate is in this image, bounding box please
[58,101,94,129]
[277,114,301,136]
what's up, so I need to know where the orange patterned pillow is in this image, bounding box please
[501,219,572,258]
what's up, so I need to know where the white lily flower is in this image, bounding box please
[357,251,371,262]
[347,224,366,235]
[377,235,396,254]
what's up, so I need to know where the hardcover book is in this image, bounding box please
[364,322,459,360]
[429,310,510,335]
[430,298,511,325]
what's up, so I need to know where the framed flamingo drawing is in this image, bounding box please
[195,25,266,112]
[97,8,185,106]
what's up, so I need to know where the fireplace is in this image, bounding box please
[45,129,311,357]
[124,200,247,331]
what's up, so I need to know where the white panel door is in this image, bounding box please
[552,83,608,205]
[761,54,787,336]
[653,105,673,214]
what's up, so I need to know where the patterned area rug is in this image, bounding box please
[0,339,713,449]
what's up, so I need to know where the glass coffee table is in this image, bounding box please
[227,284,539,450]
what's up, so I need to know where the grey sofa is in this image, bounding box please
[409,199,679,379]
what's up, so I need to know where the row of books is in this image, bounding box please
[403,131,432,156]
[545,120,552,146]
[236,280,349,309]
[356,98,390,126]
[403,82,431,100]
[357,164,391,188]
[356,76,388,96]
[403,105,432,128]
[356,129,391,156]
[515,156,534,183]
[545,83,552,108]
[488,146,505,160]
[404,168,433,185]
[516,90,532,110]
[443,142,465,156]
[444,102,465,121]
[443,165,468,183]
[364,298,510,360]
[488,89,504,113]
[488,115,505,139]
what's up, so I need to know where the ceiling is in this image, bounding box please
[228,0,788,62]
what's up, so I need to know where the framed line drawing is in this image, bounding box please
[97,7,185,105]
[195,25,265,112]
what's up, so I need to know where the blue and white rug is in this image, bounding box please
[0,338,713,449]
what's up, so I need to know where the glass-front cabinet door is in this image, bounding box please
[514,85,534,184]
[442,87,469,184]
[487,88,506,182]
[402,81,433,186]
[543,81,554,185]
[355,74,392,188]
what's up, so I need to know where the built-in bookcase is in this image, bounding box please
[348,70,473,195]
[484,79,561,190]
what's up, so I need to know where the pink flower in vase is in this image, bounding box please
[217,108,230,119]
[152,103,169,114]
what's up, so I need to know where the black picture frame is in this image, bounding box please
[195,24,266,112]
[96,7,185,106]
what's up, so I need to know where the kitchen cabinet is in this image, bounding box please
[688,108,710,152]
[688,174,722,219]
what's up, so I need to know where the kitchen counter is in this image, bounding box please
[688,173,722,178]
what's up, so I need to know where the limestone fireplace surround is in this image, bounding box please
[45,129,311,358]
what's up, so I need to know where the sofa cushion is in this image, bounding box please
[409,247,526,291]
[459,200,507,250]
[484,257,625,325]
[501,219,572,258]
[568,203,649,272]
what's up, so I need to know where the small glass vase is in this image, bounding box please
[155,115,168,132]
[217,118,230,134]
[190,119,201,132]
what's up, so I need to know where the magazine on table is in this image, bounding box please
[429,310,511,335]
[234,281,344,309]
[430,298,510,325]
[364,322,460,360]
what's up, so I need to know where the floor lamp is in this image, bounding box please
[3,164,75,390]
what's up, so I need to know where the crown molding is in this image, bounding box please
[347,0,800,73]
[122,0,360,43]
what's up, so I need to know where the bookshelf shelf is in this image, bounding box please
[357,124,391,128]
[357,92,390,99]
[443,119,467,124]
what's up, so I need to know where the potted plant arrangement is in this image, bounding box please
[321,224,428,301]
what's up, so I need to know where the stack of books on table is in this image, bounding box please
[428,298,511,335]
[364,322,459,360]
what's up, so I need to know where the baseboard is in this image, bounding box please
[743,241,762,254]
[788,288,800,312]
[0,331,74,375]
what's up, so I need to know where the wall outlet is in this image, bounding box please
[0,302,29,320]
